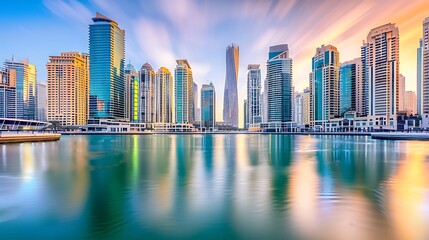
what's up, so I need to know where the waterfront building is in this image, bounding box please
[223,43,239,127]
[262,77,268,123]
[89,13,125,119]
[398,74,405,111]
[125,63,139,122]
[361,23,399,126]
[309,45,340,124]
[201,82,216,131]
[244,99,248,129]
[155,67,173,123]
[193,82,199,123]
[419,17,429,115]
[246,64,262,127]
[302,88,311,125]
[404,91,417,115]
[293,92,303,124]
[36,82,47,122]
[267,44,293,123]
[4,59,37,120]
[47,52,89,126]
[0,68,16,118]
[139,63,156,123]
[175,59,194,124]
[339,58,363,116]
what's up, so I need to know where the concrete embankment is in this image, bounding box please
[0,133,61,144]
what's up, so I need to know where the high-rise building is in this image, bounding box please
[201,82,216,131]
[47,52,89,125]
[302,88,311,125]
[339,58,363,116]
[420,18,429,115]
[125,63,139,122]
[223,43,239,127]
[244,99,248,129]
[246,64,262,127]
[309,45,340,123]
[89,13,125,119]
[36,82,47,122]
[417,38,423,115]
[0,67,16,118]
[398,74,405,111]
[404,91,417,115]
[293,92,303,124]
[193,82,199,122]
[262,77,268,123]
[267,44,293,123]
[155,67,173,123]
[175,59,194,124]
[362,23,399,120]
[139,63,156,123]
[4,59,37,120]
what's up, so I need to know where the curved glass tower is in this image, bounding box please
[223,44,239,127]
[89,12,125,119]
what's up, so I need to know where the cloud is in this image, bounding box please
[43,0,92,25]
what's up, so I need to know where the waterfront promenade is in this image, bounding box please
[0,131,61,143]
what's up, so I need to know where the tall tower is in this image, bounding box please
[89,13,125,119]
[339,58,362,116]
[417,39,423,115]
[155,67,173,123]
[246,64,262,127]
[310,45,340,123]
[223,43,239,127]
[175,59,193,124]
[201,82,216,131]
[47,52,89,126]
[125,63,139,122]
[0,67,17,118]
[36,82,47,122]
[140,63,156,123]
[362,23,399,119]
[267,44,293,123]
[420,18,429,115]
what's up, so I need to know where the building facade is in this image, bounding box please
[155,67,173,123]
[193,82,199,123]
[362,23,399,122]
[417,38,423,115]
[223,43,239,127]
[0,68,16,118]
[47,52,89,125]
[36,82,47,122]
[310,45,340,124]
[175,59,194,124]
[89,13,125,119]
[246,64,262,127]
[420,18,429,115]
[125,63,139,122]
[4,59,37,120]
[398,74,405,111]
[404,91,417,115]
[201,82,216,131]
[339,58,362,116]
[139,63,156,123]
[267,44,293,123]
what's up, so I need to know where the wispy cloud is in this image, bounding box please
[43,0,92,25]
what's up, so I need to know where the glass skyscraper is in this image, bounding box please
[155,67,173,123]
[175,59,193,124]
[89,12,125,119]
[0,67,16,118]
[246,64,262,127]
[125,63,139,122]
[267,44,293,123]
[339,58,362,116]
[309,45,340,123]
[223,44,239,127]
[417,38,423,115]
[139,63,155,123]
[201,82,215,131]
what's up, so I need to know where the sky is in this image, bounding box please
[1,0,428,127]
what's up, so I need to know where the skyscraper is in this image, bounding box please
[125,63,139,122]
[0,67,16,118]
[404,91,417,115]
[140,63,156,123]
[362,23,399,119]
[293,92,303,124]
[223,43,239,127]
[4,59,37,120]
[155,67,173,123]
[46,52,89,126]
[175,59,194,124]
[36,82,47,122]
[309,45,340,123]
[193,82,199,122]
[201,82,216,131]
[420,18,429,115]
[399,74,406,111]
[89,13,125,119]
[246,64,262,127]
[417,38,423,115]
[302,88,311,125]
[339,58,362,116]
[267,44,293,123]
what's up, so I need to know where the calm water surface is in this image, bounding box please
[0,134,428,239]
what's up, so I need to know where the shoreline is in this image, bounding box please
[61,131,371,136]
[0,133,61,144]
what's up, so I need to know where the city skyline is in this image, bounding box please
[1,0,429,127]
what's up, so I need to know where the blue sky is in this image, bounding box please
[1,0,428,125]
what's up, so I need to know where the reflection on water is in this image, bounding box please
[0,134,428,239]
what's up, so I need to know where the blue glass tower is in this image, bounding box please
[201,82,216,131]
[339,60,360,116]
[89,13,125,119]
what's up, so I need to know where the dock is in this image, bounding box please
[0,132,61,144]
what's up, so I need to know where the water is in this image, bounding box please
[0,134,428,240]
